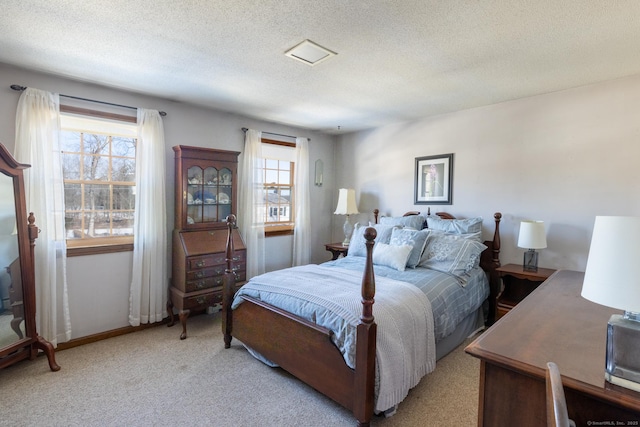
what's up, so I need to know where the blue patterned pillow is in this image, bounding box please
[426,216,482,234]
[372,242,413,271]
[390,228,431,268]
[429,229,482,243]
[418,233,487,284]
[347,223,397,257]
[379,214,426,230]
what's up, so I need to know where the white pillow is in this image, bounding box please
[373,242,412,271]
[348,223,398,257]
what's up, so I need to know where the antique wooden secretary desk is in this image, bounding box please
[167,145,246,339]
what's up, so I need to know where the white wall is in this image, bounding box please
[0,62,337,340]
[335,74,640,272]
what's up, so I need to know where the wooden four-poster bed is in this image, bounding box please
[221,210,502,426]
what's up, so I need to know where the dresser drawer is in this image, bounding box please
[182,290,222,310]
[184,276,225,293]
[187,253,226,270]
[187,251,246,271]
[233,268,246,283]
[186,265,225,281]
[170,287,223,311]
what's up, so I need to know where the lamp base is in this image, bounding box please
[342,215,354,247]
[523,249,538,272]
[605,312,640,392]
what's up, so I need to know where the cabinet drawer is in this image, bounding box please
[183,290,223,311]
[187,253,226,270]
[233,269,246,283]
[186,265,225,281]
[184,276,225,293]
[187,251,246,271]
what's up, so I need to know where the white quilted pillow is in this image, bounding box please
[372,242,413,271]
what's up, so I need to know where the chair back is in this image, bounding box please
[546,362,576,427]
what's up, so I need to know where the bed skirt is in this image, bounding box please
[435,305,484,360]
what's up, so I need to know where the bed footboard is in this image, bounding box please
[222,215,378,427]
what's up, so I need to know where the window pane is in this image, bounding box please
[111,211,134,236]
[279,161,290,171]
[112,157,135,182]
[84,184,110,210]
[265,159,278,169]
[265,169,278,183]
[84,155,109,181]
[83,133,110,156]
[62,152,81,180]
[280,187,291,199]
[64,183,82,210]
[65,212,83,239]
[60,131,82,153]
[279,170,290,184]
[111,137,136,157]
[89,211,111,238]
[113,185,135,210]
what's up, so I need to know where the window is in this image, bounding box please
[60,110,138,253]
[260,139,295,235]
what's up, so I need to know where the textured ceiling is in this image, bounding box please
[2,1,640,133]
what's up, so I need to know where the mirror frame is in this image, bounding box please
[0,143,59,371]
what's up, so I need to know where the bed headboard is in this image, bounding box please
[373,208,502,324]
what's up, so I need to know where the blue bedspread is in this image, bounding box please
[322,256,489,341]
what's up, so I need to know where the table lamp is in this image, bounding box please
[581,216,640,392]
[517,220,547,272]
[334,188,359,246]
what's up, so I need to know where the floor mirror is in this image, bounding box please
[0,143,59,371]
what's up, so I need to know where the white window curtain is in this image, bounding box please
[14,88,71,346]
[238,129,265,278]
[292,137,310,266]
[128,108,167,326]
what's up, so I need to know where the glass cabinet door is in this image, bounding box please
[185,165,233,226]
[217,167,233,223]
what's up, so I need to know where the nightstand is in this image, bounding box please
[324,242,349,260]
[495,263,556,320]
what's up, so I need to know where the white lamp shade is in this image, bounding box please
[334,188,359,215]
[581,216,640,313]
[517,220,547,249]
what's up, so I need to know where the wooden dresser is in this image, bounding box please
[168,146,246,339]
[466,269,640,426]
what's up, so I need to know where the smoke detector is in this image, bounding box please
[285,39,337,66]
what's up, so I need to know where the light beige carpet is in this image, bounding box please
[0,313,481,426]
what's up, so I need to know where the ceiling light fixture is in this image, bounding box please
[285,39,337,66]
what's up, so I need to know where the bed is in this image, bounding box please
[221,210,502,426]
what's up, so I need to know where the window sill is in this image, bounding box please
[67,243,133,257]
[265,227,294,237]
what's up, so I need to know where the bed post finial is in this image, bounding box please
[373,209,379,224]
[492,212,501,267]
[225,214,236,272]
[222,214,237,348]
[361,227,376,323]
[354,226,377,425]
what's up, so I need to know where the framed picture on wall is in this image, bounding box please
[414,153,453,204]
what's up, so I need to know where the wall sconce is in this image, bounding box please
[517,220,547,272]
[581,216,640,392]
[314,159,323,187]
